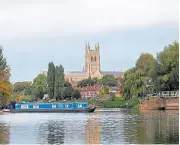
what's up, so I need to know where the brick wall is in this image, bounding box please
[140,97,179,110]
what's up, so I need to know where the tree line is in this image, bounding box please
[123,41,179,100]
[13,68,122,101]
[47,62,81,100]
[76,74,121,87]
[12,62,81,101]
[0,41,178,103]
[76,74,123,97]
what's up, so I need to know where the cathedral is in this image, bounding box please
[40,42,123,86]
[64,43,123,85]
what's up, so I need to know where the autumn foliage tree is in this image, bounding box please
[0,46,12,104]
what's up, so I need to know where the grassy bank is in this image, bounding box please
[92,97,140,108]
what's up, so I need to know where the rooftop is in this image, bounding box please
[101,71,123,77]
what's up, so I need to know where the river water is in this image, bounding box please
[0,109,179,144]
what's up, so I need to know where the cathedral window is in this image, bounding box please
[94,56,96,61]
[91,56,93,62]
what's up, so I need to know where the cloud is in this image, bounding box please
[0,0,178,40]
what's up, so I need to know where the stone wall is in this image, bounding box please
[140,96,179,110]
[165,97,179,110]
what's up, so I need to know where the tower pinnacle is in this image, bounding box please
[95,42,99,51]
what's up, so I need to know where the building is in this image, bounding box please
[64,42,123,85]
[75,85,121,98]
[41,42,123,86]
[75,84,103,98]
[109,86,121,97]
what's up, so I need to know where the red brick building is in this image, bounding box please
[109,86,121,97]
[75,84,103,99]
[75,85,121,98]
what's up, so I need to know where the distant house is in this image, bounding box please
[75,84,103,99]
[109,86,121,97]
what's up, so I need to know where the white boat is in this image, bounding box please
[2,109,10,112]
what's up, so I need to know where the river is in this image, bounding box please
[0,109,179,144]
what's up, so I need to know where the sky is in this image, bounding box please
[0,0,179,82]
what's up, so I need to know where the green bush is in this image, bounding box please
[97,97,139,108]
[20,95,35,102]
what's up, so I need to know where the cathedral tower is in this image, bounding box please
[85,42,101,78]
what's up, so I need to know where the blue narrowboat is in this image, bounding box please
[10,102,96,113]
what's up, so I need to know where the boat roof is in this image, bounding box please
[16,102,88,105]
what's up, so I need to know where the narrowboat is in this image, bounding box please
[10,102,96,113]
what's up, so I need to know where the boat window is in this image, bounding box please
[78,104,82,108]
[58,104,62,108]
[33,104,39,109]
[21,105,28,109]
[52,104,56,108]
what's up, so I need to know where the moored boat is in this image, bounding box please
[10,102,96,113]
[0,109,11,114]
[2,109,10,112]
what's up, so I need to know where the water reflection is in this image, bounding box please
[85,112,100,144]
[0,109,178,144]
[37,121,64,144]
[0,122,9,144]
[100,112,125,144]
[123,110,179,144]
[48,121,64,144]
[36,113,87,144]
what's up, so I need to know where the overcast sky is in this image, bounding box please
[0,0,179,82]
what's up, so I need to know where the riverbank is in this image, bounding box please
[91,97,140,108]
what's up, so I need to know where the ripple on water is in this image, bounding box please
[0,109,178,144]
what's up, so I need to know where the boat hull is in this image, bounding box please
[10,107,96,113]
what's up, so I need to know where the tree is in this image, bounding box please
[13,81,33,95]
[122,41,179,100]
[0,46,11,104]
[0,80,12,104]
[0,46,7,69]
[116,76,124,86]
[99,75,117,86]
[32,74,48,99]
[64,81,72,87]
[123,67,137,99]
[77,78,95,87]
[0,68,10,81]
[99,87,109,96]
[136,53,156,76]
[110,92,115,101]
[123,53,156,100]
[71,89,81,99]
[47,62,55,99]
[152,41,179,91]
[19,95,35,102]
[54,65,65,100]
[64,87,74,99]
